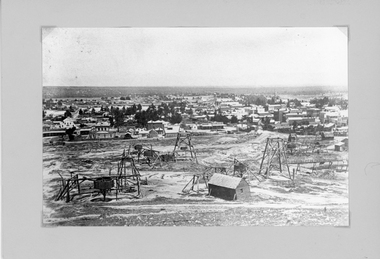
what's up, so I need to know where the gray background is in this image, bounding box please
[2,0,380,258]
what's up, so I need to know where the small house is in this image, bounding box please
[208,174,250,201]
[341,138,349,150]
[147,120,165,131]
[164,125,180,138]
[147,129,159,138]
[335,142,345,151]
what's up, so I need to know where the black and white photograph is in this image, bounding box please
[42,27,348,227]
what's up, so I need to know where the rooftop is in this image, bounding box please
[208,174,245,189]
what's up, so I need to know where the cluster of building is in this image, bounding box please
[43,93,349,142]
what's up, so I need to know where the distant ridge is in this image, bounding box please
[43,86,347,99]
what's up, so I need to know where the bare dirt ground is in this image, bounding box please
[43,131,349,226]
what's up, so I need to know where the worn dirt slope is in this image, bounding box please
[43,131,348,226]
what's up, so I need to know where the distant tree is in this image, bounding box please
[64,110,72,118]
[79,109,83,115]
[288,99,301,107]
[137,104,142,111]
[212,114,230,124]
[91,108,96,115]
[120,97,126,100]
[292,121,298,130]
[328,98,336,107]
[161,103,170,115]
[128,104,135,114]
[170,112,183,124]
[65,126,76,141]
[261,116,271,130]
[180,102,186,113]
[135,110,148,127]
[125,96,131,100]
[231,115,238,124]
[125,106,133,115]
[113,108,125,131]
[57,100,63,106]
[109,117,114,127]
[149,103,156,111]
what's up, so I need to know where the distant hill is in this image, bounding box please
[43,86,347,99]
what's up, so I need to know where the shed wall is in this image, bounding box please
[208,185,236,201]
[236,181,251,200]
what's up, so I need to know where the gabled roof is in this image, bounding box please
[208,174,245,189]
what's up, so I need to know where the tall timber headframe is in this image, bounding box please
[258,138,293,180]
[173,132,198,164]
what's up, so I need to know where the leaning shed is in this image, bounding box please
[208,174,250,201]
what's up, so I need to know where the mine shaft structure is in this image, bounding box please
[182,164,221,193]
[287,134,324,156]
[258,138,293,180]
[284,132,346,178]
[287,155,348,178]
[55,150,146,202]
[182,172,210,193]
[183,158,266,193]
[173,132,198,164]
[127,143,162,168]
[232,158,265,182]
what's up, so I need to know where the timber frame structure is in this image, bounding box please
[258,138,293,180]
[259,137,347,181]
[55,151,146,202]
[182,158,268,193]
[126,143,162,168]
[173,132,198,164]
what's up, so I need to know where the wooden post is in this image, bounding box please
[259,138,269,175]
[203,173,208,188]
[137,176,141,197]
[77,175,81,194]
[66,179,70,203]
[190,176,195,191]
[196,175,200,193]
[278,141,282,174]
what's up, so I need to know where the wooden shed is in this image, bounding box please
[208,174,250,201]
[335,142,345,151]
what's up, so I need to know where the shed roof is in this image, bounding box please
[208,174,245,189]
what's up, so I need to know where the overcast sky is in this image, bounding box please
[42,27,347,88]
